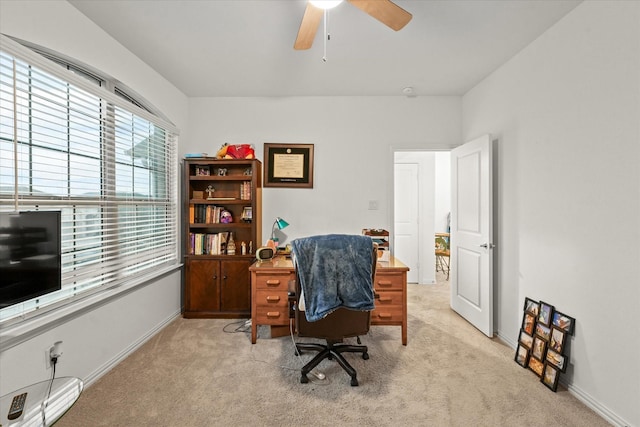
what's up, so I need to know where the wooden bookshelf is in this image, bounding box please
[182,158,262,318]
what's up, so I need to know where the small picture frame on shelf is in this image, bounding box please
[192,190,204,200]
[527,356,544,377]
[535,323,551,341]
[241,207,252,223]
[217,168,228,176]
[195,165,210,176]
[537,301,554,326]
[522,312,536,335]
[552,311,575,335]
[542,363,560,392]
[515,344,530,368]
[524,297,540,316]
[549,327,566,353]
[545,348,567,372]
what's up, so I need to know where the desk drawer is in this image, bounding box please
[374,273,404,291]
[254,272,294,290]
[255,290,289,325]
[371,304,403,324]
[375,291,403,307]
[254,307,289,325]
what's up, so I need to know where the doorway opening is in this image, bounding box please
[393,150,451,285]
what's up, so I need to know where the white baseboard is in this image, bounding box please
[564,382,631,427]
[82,310,181,388]
[495,331,630,427]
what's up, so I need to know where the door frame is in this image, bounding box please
[391,148,451,284]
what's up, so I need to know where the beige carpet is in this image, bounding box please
[58,274,609,426]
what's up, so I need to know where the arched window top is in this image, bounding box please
[6,34,174,126]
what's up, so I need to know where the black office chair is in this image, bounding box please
[291,234,377,386]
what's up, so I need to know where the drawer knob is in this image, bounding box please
[378,313,392,319]
[378,296,392,303]
[266,280,281,286]
[377,280,393,287]
[266,295,281,302]
[266,311,281,318]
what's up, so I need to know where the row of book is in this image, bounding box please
[240,182,252,200]
[189,232,230,255]
[190,205,231,224]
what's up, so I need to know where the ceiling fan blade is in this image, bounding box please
[347,0,412,31]
[294,3,323,50]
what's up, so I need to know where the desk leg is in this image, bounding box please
[402,322,407,346]
[402,278,408,345]
[251,322,257,344]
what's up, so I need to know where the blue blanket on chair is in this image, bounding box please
[291,234,375,322]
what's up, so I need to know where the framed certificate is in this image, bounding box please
[263,143,314,188]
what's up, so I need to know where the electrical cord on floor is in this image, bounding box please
[223,319,251,333]
[243,319,308,375]
[289,313,329,385]
[242,316,328,384]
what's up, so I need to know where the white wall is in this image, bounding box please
[186,97,461,245]
[0,0,188,396]
[463,2,639,426]
[434,152,451,234]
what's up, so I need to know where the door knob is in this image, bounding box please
[479,243,495,249]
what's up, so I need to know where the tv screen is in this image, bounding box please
[0,211,62,308]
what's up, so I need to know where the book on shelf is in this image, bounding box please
[240,182,252,200]
[192,204,227,224]
[189,231,232,255]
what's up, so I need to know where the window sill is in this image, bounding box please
[0,263,183,351]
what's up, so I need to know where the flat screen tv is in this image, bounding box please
[0,211,62,308]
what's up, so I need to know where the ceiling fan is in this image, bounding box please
[294,0,412,50]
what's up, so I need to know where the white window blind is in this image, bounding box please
[0,36,179,322]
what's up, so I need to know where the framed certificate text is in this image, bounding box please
[264,143,314,188]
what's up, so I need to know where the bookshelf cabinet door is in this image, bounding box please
[220,259,251,313]
[187,259,221,312]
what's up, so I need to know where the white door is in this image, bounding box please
[394,163,419,283]
[450,134,494,337]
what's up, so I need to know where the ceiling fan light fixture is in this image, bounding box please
[309,0,343,10]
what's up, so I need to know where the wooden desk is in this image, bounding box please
[249,255,409,345]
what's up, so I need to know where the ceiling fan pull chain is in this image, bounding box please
[322,9,328,62]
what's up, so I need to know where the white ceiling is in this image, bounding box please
[68,0,581,97]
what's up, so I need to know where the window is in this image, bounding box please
[0,35,179,323]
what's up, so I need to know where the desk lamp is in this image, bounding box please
[269,217,289,249]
